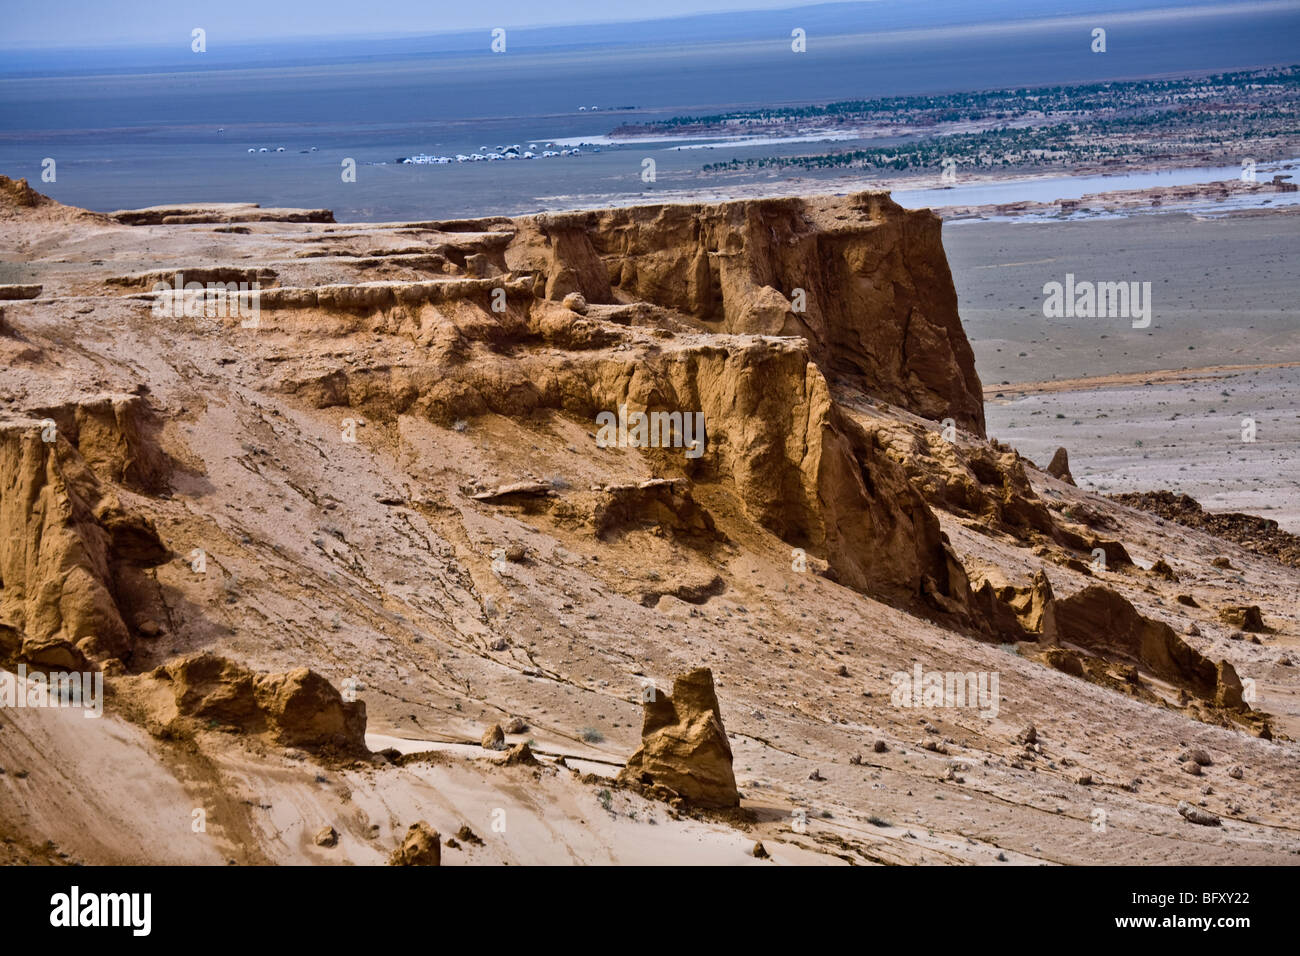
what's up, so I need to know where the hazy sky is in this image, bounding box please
[6,0,871,48]
[3,0,1247,50]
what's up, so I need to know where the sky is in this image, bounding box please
[2,0,1220,50]
[6,0,861,48]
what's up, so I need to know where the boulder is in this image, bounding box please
[256,667,369,753]
[1177,802,1221,827]
[1150,559,1178,581]
[1218,605,1266,632]
[501,742,538,766]
[389,822,441,865]
[1044,647,1085,677]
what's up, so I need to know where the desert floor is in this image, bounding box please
[947,209,1300,532]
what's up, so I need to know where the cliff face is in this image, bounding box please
[509,193,986,436]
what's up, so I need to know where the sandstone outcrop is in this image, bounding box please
[619,667,739,809]
[155,653,368,755]
[969,569,1057,642]
[107,266,278,291]
[878,421,1129,565]
[173,195,982,621]
[508,194,985,435]
[26,394,171,494]
[1048,585,1245,708]
[969,569,1253,715]
[589,479,721,545]
[274,308,968,614]
[0,420,169,666]
[0,285,41,301]
[1218,605,1267,633]
[0,175,109,224]
[1046,447,1075,485]
[109,202,334,225]
[501,742,539,766]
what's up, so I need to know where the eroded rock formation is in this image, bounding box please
[264,278,972,614]
[153,653,368,755]
[508,194,985,435]
[975,568,1259,722]
[619,667,739,809]
[1049,585,1243,705]
[0,419,169,666]
[1046,447,1075,485]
